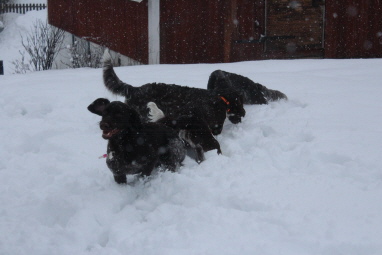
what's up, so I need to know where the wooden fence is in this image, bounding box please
[0,3,46,14]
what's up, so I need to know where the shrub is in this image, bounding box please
[13,19,65,73]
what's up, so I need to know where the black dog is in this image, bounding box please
[102,50,246,137]
[147,102,222,163]
[207,70,287,104]
[88,98,186,184]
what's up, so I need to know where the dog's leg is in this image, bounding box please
[212,124,224,136]
[113,174,127,184]
[138,158,159,177]
[184,142,205,164]
[163,138,187,170]
[194,144,205,163]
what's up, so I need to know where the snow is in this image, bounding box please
[0,10,48,74]
[1,7,382,255]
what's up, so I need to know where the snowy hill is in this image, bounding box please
[1,58,382,255]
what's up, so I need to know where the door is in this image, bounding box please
[264,0,325,58]
[230,0,266,62]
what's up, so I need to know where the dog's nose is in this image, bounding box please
[100,122,110,130]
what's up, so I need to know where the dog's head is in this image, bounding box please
[88,98,142,139]
[217,88,246,124]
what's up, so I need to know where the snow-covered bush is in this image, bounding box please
[12,19,65,73]
[63,38,105,68]
[11,50,32,74]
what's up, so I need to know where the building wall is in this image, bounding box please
[228,0,266,62]
[48,0,149,64]
[48,0,382,64]
[325,0,382,58]
[265,0,324,58]
[159,0,326,63]
[160,0,228,64]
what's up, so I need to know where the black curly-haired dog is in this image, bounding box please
[207,70,287,104]
[88,98,186,184]
[102,51,245,137]
[147,102,222,163]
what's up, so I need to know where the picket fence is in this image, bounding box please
[0,3,46,14]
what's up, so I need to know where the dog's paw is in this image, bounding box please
[147,102,164,122]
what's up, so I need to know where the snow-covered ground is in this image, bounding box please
[1,58,382,255]
[1,6,382,255]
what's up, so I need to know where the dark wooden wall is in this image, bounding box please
[325,0,382,58]
[48,0,382,64]
[160,0,266,63]
[229,0,265,62]
[265,0,324,58]
[160,0,227,64]
[48,0,148,63]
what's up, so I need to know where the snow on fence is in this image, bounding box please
[0,3,46,15]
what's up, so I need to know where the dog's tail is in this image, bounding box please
[102,49,133,97]
[263,88,288,102]
[147,102,165,122]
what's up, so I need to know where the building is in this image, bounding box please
[48,0,382,64]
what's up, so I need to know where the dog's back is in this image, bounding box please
[207,70,287,104]
[102,51,246,137]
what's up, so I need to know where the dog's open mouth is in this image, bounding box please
[102,129,120,139]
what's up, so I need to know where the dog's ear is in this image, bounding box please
[87,98,110,116]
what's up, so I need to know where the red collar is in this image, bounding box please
[220,96,231,112]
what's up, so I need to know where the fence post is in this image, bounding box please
[0,61,4,75]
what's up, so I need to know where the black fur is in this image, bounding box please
[102,53,246,137]
[88,98,186,184]
[147,102,222,163]
[207,70,287,104]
